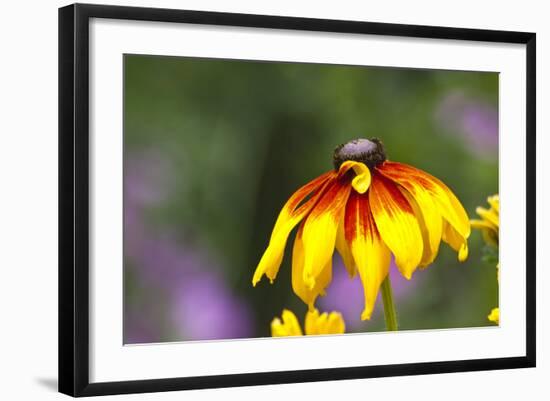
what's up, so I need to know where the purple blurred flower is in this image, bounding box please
[124,311,159,344]
[435,91,498,159]
[128,234,205,291]
[124,151,172,263]
[124,150,254,343]
[124,150,172,208]
[171,271,253,341]
[319,256,418,330]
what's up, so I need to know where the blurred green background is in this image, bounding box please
[123,54,499,344]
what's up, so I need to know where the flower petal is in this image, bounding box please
[471,219,498,247]
[345,191,391,319]
[292,223,332,310]
[325,312,346,334]
[338,160,371,194]
[304,309,345,335]
[302,179,351,289]
[335,216,356,277]
[304,309,323,335]
[252,171,334,286]
[398,186,442,267]
[476,206,499,229]
[378,161,470,240]
[470,219,495,230]
[271,309,303,337]
[488,307,499,325]
[487,194,499,216]
[442,221,469,262]
[369,173,423,279]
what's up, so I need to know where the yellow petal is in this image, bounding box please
[471,220,498,247]
[369,173,423,279]
[338,160,371,194]
[304,309,345,335]
[442,221,469,262]
[459,243,468,262]
[325,312,346,334]
[470,219,495,230]
[271,309,303,337]
[304,309,322,335]
[345,191,391,320]
[302,180,351,289]
[476,206,499,229]
[471,195,499,247]
[487,194,499,216]
[335,216,356,278]
[270,318,286,336]
[379,161,470,240]
[398,186,442,267]
[252,172,334,286]
[292,223,332,310]
[488,307,499,325]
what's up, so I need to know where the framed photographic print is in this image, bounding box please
[58,3,536,397]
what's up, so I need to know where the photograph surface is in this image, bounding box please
[123,55,499,344]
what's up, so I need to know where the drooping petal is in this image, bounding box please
[369,173,423,279]
[271,309,303,337]
[252,171,335,286]
[301,179,351,289]
[335,216,356,277]
[378,161,470,241]
[345,191,391,319]
[442,221,469,262]
[292,223,332,310]
[398,186,442,267]
[338,160,371,194]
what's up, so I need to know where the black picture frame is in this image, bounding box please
[59,3,536,397]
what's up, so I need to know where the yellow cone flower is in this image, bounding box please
[471,194,499,247]
[271,309,345,337]
[471,194,499,325]
[253,138,471,320]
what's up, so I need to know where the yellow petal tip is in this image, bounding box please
[488,307,499,325]
[252,275,261,287]
[458,243,468,262]
[361,311,372,321]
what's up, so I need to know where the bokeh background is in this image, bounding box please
[123,54,498,344]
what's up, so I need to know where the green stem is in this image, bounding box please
[381,275,398,331]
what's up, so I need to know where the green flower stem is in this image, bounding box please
[381,275,398,331]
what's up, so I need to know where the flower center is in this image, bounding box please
[333,138,387,170]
